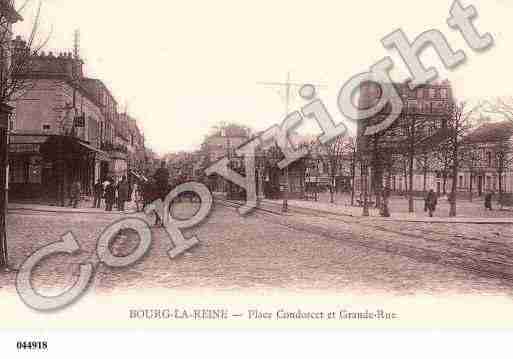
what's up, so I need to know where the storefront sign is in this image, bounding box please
[9,143,40,154]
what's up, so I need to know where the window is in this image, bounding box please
[459,175,463,187]
[408,101,418,113]
[42,124,51,131]
[419,101,428,113]
[9,160,26,184]
[487,152,492,167]
[440,89,448,99]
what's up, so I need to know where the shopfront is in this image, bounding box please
[9,134,109,205]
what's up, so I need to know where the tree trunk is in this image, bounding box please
[498,170,504,210]
[423,166,427,193]
[408,152,414,213]
[469,172,473,202]
[362,162,369,217]
[449,158,458,217]
[330,175,335,204]
[350,158,355,207]
[0,125,8,268]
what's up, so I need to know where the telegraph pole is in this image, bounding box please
[258,73,325,212]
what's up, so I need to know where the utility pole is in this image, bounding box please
[258,73,325,212]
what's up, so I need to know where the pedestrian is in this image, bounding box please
[117,176,129,212]
[154,160,170,201]
[381,187,391,217]
[104,180,116,212]
[425,189,438,217]
[93,180,103,209]
[484,191,494,211]
[69,180,81,208]
[132,181,141,212]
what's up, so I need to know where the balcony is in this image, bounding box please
[101,142,128,160]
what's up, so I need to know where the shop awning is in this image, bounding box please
[75,141,110,161]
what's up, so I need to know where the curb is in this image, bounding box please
[260,200,513,225]
[8,206,139,216]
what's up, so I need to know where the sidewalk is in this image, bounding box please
[8,198,140,215]
[261,198,513,224]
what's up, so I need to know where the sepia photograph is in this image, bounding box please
[1,0,513,356]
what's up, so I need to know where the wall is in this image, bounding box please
[13,79,104,148]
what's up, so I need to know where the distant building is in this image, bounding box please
[458,121,513,196]
[355,80,454,195]
[200,124,250,192]
[201,125,250,163]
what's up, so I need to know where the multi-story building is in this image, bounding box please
[112,113,145,180]
[125,114,146,178]
[200,125,250,192]
[355,80,454,195]
[81,78,118,179]
[8,37,112,204]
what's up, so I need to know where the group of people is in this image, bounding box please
[66,161,198,213]
[424,189,496,217]
[377,188,495,218]
[92,176,135,212]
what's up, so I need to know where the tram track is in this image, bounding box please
[216,198,513,284]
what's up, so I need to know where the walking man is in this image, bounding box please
[484,191,494,211]
[425,189,438,217]
[69,180,81,208]
[117,176,129,212]
[154,161,170,201]
[104,180,116,212]
[93,180,103,209]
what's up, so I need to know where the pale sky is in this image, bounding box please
[12,0,513,155]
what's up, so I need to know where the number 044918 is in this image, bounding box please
[17,341,48,350]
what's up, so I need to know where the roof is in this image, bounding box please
[0,0,22,22]
[82,78,117,105]
[464,121,513,144]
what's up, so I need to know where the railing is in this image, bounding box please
[100,142,128,154]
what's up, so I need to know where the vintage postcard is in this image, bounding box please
[1,0,513,348]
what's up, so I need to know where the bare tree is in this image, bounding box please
[319,136,348,204]
[1,0,48,268]
[447,102,478,217]
[1,0,50,105]
[460,145,481,202]
[494,137,513,209]
[401,111,426,213]
[344,137,357,206]
[433,140,452,195]
[481,99,513,208]
[415,150,434,193]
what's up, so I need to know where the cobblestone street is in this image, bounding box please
[3,202,513,298]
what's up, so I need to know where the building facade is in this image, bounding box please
[355,80,454,196]
[6,36,152,204]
